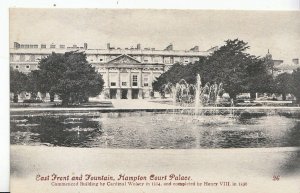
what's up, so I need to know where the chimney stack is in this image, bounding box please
[84,43,88,50]
[107,43,111,50]
[137,43,141,50]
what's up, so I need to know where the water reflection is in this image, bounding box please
[10,111,300,149]
[11,115,102,147]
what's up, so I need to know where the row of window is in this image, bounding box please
[12,54,198,64]
[20,44,38,49]
[89,57,198,63]
[110,75,149,87]
[24,44,67,49]
[49,44,66,49]
[11,55,36,62]
[110,82,149,87]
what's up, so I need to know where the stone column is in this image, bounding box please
[106,68,110,87]
[127,89,132,99]
[150,70,154,86]
[138,89,143,99]
[138,69,143,99]
[104,88,110,99]
[117,68,120,87]
[139,68,142,88]
[116,89,121,99]
[128,69,132,87]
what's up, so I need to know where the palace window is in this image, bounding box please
[132,75,138,86]
[60,45,65,49]
[143,77,149,87]
[111,82,116,86]
[15,65,19,69]
[26,65,30,69]
[100,59,103,61]
[20,55,25,62]
[164,57,171,64]
[41,44,46,49]
[50,44,56,49]
[122,82,127,86]
[30,55,35,61]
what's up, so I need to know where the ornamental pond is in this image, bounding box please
[10,109,300,149]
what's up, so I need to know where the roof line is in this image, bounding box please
[107,54,141,64]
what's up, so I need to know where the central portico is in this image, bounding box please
[94,54,164,99]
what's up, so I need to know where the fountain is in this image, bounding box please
[195,74,202,115]
[164,74,228,115]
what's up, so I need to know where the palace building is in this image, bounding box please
[10,42,217,100]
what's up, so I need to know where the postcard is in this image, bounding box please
[9,8,300,193]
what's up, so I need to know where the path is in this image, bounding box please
[110,99,177,109]
[10,145,300,193]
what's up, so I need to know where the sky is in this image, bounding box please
[9,9,300,62]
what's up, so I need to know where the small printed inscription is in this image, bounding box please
[272,175,280,181]
[35,173,248,189]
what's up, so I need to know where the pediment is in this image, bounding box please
[107,54,141,64]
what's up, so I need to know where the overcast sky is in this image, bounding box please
[9,9,300,61]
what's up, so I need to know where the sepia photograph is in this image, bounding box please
[9,8,300,193]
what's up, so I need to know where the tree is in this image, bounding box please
[246,57,275,99]
[10,67,28,102]
[202,39,266,99]
[37,52,66,102]
[152,58,206,96]
[153,39,273,100]
[152,63,190,95]
[292,68,300,103]
[26,70,43,100]
[274,73,294,100]
[37,51,104,105]
[201,39,271,99]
